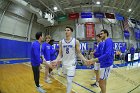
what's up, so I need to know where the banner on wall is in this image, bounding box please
[56,15,67,21]
[76,23,85,38]
[137,21,140,25]
[93,42,127,51]
[115,13,124,21]
[105,13,115,19]
[124,30,130,39]
[128,19,135,28]
[81,12,92,18]
[130,18,137,24]
[54,42,127,52]
[113,42,127,51]
[68,13,79,20]
[134,28,140,40]
[94,12,105,18]
[85,22,94,38]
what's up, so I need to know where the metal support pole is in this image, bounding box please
[27,13,34,41]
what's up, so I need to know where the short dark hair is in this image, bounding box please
[35,32,42,40]
[66,26,73,32]
[96,34,101,38]
[49,39,54,45]
[101,29,109,36]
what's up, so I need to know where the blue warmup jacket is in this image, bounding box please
[130,47,135,55]
[120,46,126,53]
[94,42,104,58]
[50,46,57,61]
[98,38,114,68]
[31,40,42,66]
[42,42,51,61]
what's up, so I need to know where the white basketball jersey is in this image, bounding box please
[61,38,76,67]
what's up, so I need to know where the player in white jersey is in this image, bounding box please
[52,26,90,93]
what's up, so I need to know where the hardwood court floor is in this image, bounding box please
[53,65,140,93]
[0,63,140,93]
[0,64,74,93]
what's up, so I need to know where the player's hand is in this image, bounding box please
[50,61,57,69]
[89,58,97,65]
[57,61,61,65]
[84,60,90,66]
[90,52,94,55]
[47,63,54,69]
[39,65,43,70]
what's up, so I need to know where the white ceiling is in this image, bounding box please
[24,0,140,20]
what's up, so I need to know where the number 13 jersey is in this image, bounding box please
[61,38,76,67]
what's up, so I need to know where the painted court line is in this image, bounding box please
[127,84,140,93]
[57,74,96,93]
[53,74,77,93]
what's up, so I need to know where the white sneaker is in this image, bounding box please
[37,87,46,93]
[39,84,43,87]
[45,78,52,84]
[35,84,43,87]
[58,71,61,75]
[47,77,50,81]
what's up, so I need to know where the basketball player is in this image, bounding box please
[31,32,46,93]
[52,26,90,93]
[42,35,55,83]
[90,34,104,87]
[89,29,114,93]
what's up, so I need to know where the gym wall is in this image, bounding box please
[0,0,46,41]
[47,18,137,49]
[0,38,31,59]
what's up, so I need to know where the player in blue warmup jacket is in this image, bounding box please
[90,29,114,93]
[49,39,57,61]
[120,44,126,63]
[48,39,57,77]
[31,32,46,93]
[90,34,104,87]
[42,35,55,83]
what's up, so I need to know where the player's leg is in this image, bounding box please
[48,68,54,78]
[99,79,106,93]
[32,66,40,87]
[67,76,74,93]
[99,66,112,93]
[95,70,100,85]
[91,63,100,87]
[66,66,75,93]
[132,54,134,66]
[99,68,107,93]
[45,64,52,83]
[32,66,46,93]
[57,64,61,75]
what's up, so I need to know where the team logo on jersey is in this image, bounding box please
[63,45,73,48]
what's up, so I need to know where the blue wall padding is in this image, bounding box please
[0,59,30,64]
[0,38,31,58]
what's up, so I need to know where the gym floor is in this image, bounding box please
[0,60,140,93]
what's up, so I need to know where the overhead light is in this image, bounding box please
[53,6,58,10]
[96,1,100,5]
[128,9,132,12]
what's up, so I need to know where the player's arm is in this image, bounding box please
[33,43,42,64]
[90,49,99,63]
[75,40,87,62]
[41,44,54,69]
